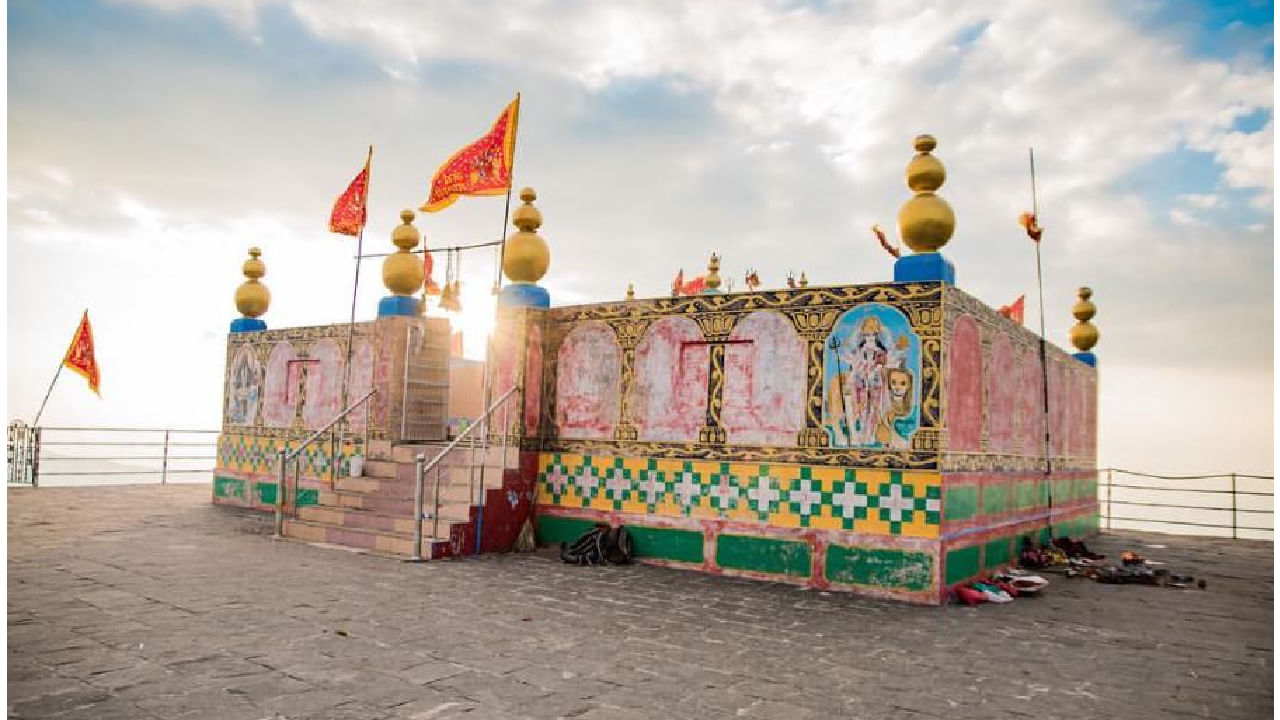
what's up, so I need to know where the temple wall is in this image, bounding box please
[214,316,450,510]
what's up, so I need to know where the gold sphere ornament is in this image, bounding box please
[502,187,550,283]
[897,134,956,254]
[704,252,722,291]
[1069,286,1099,352]
[383,209,425,295]
[234,247,270,318]
[626,283,635,301]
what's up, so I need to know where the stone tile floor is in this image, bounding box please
[7,485,1273,719]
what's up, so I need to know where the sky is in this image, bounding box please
[6,0,1275,475]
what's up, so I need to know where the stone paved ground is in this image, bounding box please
[7,485,1273,720]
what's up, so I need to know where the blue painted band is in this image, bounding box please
[893,252,955,284]
[498,283,550,308]
[377,295,420,317]
[230,317,267,333]
[1072,352,1097,367]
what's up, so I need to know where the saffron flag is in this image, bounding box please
[1018,212,1043,243]
[998,295,1026,324]
[329,147,372,236]
[421,97,520,213]
[63,311,100,396]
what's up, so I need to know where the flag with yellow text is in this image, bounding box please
[63,311,100,396]
[421,97,520,213]
[329,148,372,236]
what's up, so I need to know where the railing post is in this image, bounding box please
[1106,468,1112,531]
[161,430,171,485]
[1230,472,1237,539]
[411,453,426,562]
[31,427,41,489]
[433,464,443,542]
[274,449,286,538]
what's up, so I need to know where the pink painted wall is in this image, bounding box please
[722,311,806,445]
[525,323,543,436]
[1016,344,1044,455]
[261,342,298,427]
[986,332,1016,453]
[555,321,621,439]
[946,315,982,451]
[346,339,374,434]
[631,317,709,442]
[302,339,342,430]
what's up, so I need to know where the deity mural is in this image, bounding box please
[226,345,262,425]
[822,304,921,449]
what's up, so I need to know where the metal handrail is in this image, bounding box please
[274,388,377,538]
[1101,468,1273,539]
[409,385,518,561]
[37,426,220,434]
[10,426,218,486]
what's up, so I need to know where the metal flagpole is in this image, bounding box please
[340,146,373,436]
[1030,147,1054,539]
[32,363,65,428]
[494,92,520,295]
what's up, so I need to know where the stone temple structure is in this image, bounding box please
[214,134,1100,604]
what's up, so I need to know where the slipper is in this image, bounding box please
[954,586,988,606]
[1009,575,1049,593]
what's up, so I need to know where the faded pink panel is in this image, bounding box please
[524,323,543,435]
[346,340,374,433]
[1084,375,1097,458]
[986,332,1016,453]
[491,319,521,435]
[261,341,298,427]
[1069,366,1087,458]
[555,322,621,439]
[723,311,806,445]
[946,315,982,451]
[1049,359,1068,456]
[631,317,709,442]
[303,339,342,430]
[1016,345,1044,455]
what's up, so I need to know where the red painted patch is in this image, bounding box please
[986,332,1016,453]
[555,322,621,439]
[631,317,708,442]
[1016,345,1043,455]
[524,323,543,435]
[261,342,298,427]
[946,316,982,451]
[723,311,806,445]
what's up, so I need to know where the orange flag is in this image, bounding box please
[329,147,372,236]
[1018,212,1043,243]
[998,295,1026,324]
[63,311,100,396]
[421,96,520,213]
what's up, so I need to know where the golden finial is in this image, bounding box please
[897,134,955,253]
[798,271,809,288]
[704,252,721,291]
[626,283,635,301]
[1069,287,1099,352]
[383,209,425,296]
[503,187,550,284]
[234,247,270,318]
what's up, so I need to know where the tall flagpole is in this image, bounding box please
[32,363,66,427]
[494,92,520,294]
[1030,147,1054,538]
[340,145,373,432]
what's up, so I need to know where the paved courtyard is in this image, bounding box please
[7,485,1273,719]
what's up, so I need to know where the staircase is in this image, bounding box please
[281,438,531,559]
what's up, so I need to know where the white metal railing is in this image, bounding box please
[7,424,219,487]
[1101,468,1273,540]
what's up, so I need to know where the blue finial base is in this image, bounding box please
[893,253,955,284]
[1072,352,1097,367]
[498,283,550,308]
[378,295,421,317]
[230,317,267,333]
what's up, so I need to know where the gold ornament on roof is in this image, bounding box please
[704,252,722,291]
[798,272,809,288]
[383,209,425,295]
[1069,287,1099,352]
[626,283,635,301]
[897,134,956,254]
[503,187,550,284]
[235,247,270,318]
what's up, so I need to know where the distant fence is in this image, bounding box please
[1101,468,1273,540]
[7,422,218,487]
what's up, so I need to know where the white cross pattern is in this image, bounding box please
[709,474,738,509]
[639,470,664,505]
[923,496,941,514]
[879,482,915,523]
[546,466,570,495]
[573,466,599,496]
[832,482,870,519]
[788,478,823,517]
[747,475,780,513]
[675,470,702,507]
[604,467,630,499]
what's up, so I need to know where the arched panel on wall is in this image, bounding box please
[261,341,299,427]
[723,311,806,446]
[821,303,922,449]
[1084,375,1098,458]
[225,345,262,426]
[631,316,708,443]
[303,339,343,430]
[346,339,374,434]
[1016,344,1043,455]
[555,321,621,439]
[524,322,543,436]
[986,332,1016,453]
[945,315,982,451]
[1049,358,1068,457]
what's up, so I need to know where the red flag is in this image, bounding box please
[63,311,100,396]
[422,249,441,295]
[1018,212,1043,243]
[998,295,1026,324]
[421,97,520,213]
[329,147,372,236]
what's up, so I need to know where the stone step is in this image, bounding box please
[282,518,446,558]
[314,490,478,520]
[334,468,505,498]
[298,504,472,534]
